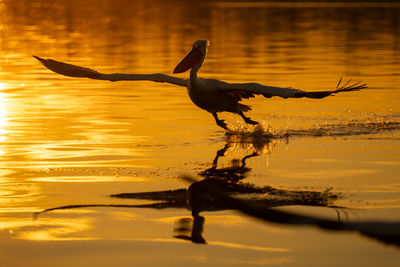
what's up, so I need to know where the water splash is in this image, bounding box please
[289,120,400,137]
[226,119,400,139]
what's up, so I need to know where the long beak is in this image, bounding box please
[173,47,203,74]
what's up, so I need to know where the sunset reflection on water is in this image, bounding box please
[0,0,399,266]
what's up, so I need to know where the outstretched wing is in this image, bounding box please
[218,77,367,100]
[33,56,187,87]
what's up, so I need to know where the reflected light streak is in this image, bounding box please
[0,87,9,144]
[0,182,41,208]
[21,232,97,241]
[30,175,149,183]
[208,240,290,252]
[4,217,95,241]
[128,238,291,253]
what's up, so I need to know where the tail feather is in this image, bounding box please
[297,77,367,99]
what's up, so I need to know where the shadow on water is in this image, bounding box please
[33,130,400,248]
[181,175,400,247]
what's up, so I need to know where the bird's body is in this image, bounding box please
[187,78,236,112]
[34,39,367,130]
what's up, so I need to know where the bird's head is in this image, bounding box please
[173,40,209,74]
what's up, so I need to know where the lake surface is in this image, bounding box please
[0,0,399,266]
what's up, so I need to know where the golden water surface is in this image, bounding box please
[0,0,399,266]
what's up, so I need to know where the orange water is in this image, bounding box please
[0,1,399,266]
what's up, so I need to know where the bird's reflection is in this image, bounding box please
[173,136,340,244]
[34,134,341,243]
[181,174,400,247]
[33,133,399,248]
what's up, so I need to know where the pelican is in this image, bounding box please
[34,39,367,130]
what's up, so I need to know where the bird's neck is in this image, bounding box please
[190,67,199,81]
[190,50,206,82]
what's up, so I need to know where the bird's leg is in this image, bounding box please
[211,112,228,130]
[238,111,259,125]
[212,144,229,167]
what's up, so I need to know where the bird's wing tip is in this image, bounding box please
[33,55,46,63]
[33,56,101,79]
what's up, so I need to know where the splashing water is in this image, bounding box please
[226,119,400,139]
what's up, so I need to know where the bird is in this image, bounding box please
[34,39,367,130]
